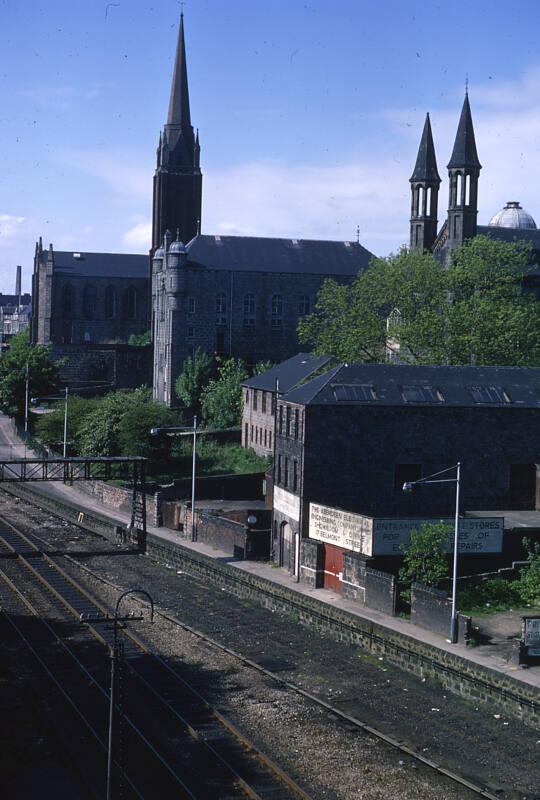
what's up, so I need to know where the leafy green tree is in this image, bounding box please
[201,357,248,429]
[299,236,540,366]
[399,522,451,589]
[0,330,62,420]
[76,388,151,457]
[128,330,151,346]
[516,538,540,606]
[175,348,214,416]
[117,398,179,465]
[35,395,100,452]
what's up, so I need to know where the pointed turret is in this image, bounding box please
[447,92,481,170]
[167,13,191,130]
[151,13,202,252]
[446,92,482,254]
[409,113,441,251]
[410,113,440,182]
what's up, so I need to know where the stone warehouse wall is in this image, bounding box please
[53,344,152,390]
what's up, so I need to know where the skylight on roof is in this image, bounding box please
[332,384,377,402]
[401,385,444,403]
[468,385,511,404]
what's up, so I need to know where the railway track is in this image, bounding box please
[0,514,508,800]
[0,519,313,800]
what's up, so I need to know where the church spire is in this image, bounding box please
[167,13,191,129]
[447,92,481,170]
[409,113,441,252]
[410,113,440,183]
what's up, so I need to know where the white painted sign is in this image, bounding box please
[373,517,504,556]
[524,617,540,647]
[309,503,373,556]
[308,503,503,557]
[274,486,300,522]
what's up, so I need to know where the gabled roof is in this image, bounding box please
[282,363,540,408]
[50,251,148,279]
[186,235,374,275]
[242,353,333,392]
[410,113,441,183]
[447,93,481,170]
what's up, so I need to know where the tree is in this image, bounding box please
[0,330,62,420]
[175,348,214,416]
[399,522,451,590]
[201,357,248,429]
[35,395,100,452]
[299,236,540,366]
[128,330,151,346]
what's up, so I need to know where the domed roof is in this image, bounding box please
[169,239,186,254]
[488,201,537,230]
[153,246,165,260]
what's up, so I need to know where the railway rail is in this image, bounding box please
[0,514,507,800]
[0,519,313,800]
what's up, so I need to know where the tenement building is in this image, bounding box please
[151,16,374,404]
[241,353,331,457]
[272,363,540,580]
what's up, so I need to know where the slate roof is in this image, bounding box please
[477,225,540,251]
[447,93,481,170]
[185,235,374,275]
[0,293,31,307]
[51,251,148,279]
[282,363,540,408]
[242,353,332,392]
[410,113,441,183]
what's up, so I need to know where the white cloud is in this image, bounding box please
[122,222,152,249]
[0,214,26,240]
[56,147,151,201]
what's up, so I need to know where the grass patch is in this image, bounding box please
[459,577,536,616]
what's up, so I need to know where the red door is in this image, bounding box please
[323,543,344,593]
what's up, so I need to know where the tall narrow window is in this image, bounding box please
[293,460,298,492]
[456,173,462,207]
[105,285,117,319]
[188,297,196,314]
[284,457,289,488]
[299,295,310,316]
[253,390,258,411]
[278,405,283,434]
[294,409,299,439]
[277,455,282,484]
[286,406,291,437]
[465,174,471,206]
[215,292,227,325]
[426,187,432,214]
[271,294,283,328]
[243,293,255,327]
[62,284,73,315]
[262,392,267,413]
[417,186,424,217]
[123,286,137,320]
[83,285,96,320]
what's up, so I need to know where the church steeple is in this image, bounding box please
[446,92,481,253]
[167,13,191,129]
[151,13,202,252]
[409,113,441,251]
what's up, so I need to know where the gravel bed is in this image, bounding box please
[1,492,539,799]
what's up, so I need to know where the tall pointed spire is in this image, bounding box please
[410,113,440,182]
[447,92,481,170]
[167,13,191,129]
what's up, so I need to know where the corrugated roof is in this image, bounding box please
[52,251,148,279]
[282,363,540,408]
[185,235,373,275]
[242,353,332,392]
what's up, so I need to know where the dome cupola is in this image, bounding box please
[488,201,537,230]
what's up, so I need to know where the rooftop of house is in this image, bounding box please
[282,363,540,408]
[242,352,332,393]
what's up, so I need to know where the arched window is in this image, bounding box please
[123,286,137,320]
[104,285,117,319]
[215,292,227,325]
[299,295,310,316]
[83,285,96,320]
[243,293,255,327]
[271,294,283,327]
[455,173,462,207]
[62,284,73,315]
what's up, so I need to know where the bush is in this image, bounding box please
[459,577,523,614]
[399,522,451,591]
[35,395,100,453]
[516,538,540,606]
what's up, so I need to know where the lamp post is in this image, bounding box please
[80,589,154,800]
[63,386,69,458]
[403,462,461,644]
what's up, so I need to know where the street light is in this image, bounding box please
[402,462,461,644]
[80,589,154,800]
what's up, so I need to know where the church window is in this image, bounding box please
[271,294,283,327]
[262,391,267,413]
[253,390,258,411]
[83,285,96,320]
[62,284,74,315]
[417,186,424,217]
[123,286,137,320]
[465,174,471,206]
[187,326,194,339]
[188,297,196,314]
[426,187,431,215]
[456,173,462,207]
[243,293,255,326]
[299,295,310,316]
[215,292,227,325]
[104,285,117,319]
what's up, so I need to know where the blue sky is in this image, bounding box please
[1,0,540,292]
